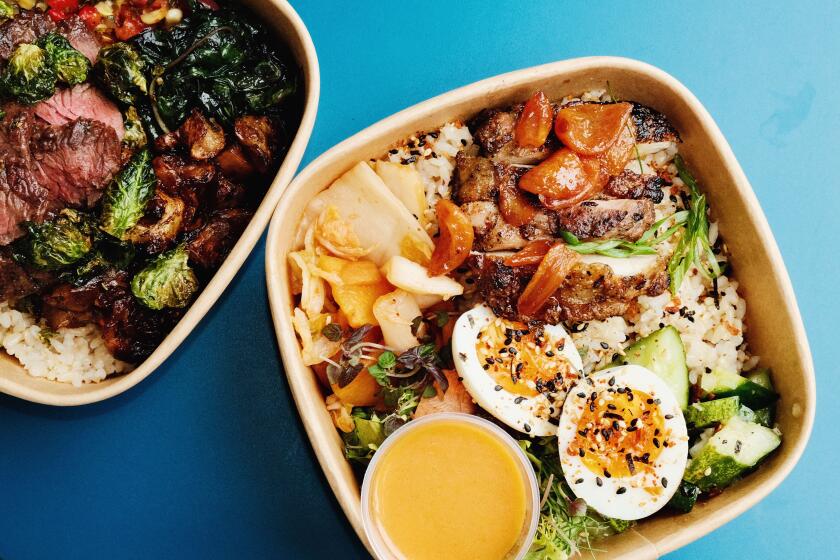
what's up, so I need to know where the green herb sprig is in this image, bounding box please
[667,155,721,293]
[560,211,687,259]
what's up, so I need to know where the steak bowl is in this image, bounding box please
[265,57,814,558]
[0,0,319,406]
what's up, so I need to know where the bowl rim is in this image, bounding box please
[265,56,815,558]
[0,0,321,406]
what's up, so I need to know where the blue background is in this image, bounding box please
[0,1,836,558]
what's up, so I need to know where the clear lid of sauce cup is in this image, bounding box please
[361,412,541,560]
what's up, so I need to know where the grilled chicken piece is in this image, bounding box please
[452,150,498,203]
[603,169,667,203]
[631,103,681,143]
[470,106,555,164]
[469,252,669,324]
[461,201,528,251]
[557,199,654,241]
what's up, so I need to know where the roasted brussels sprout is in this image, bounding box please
[0,0,15,22]
[123,106,148,148]
[100,148,157,239]
[37,32,90,86]
[94,42,148,105]
[131,245,198,310]
[13,209,94,270]
[0,43,57,104]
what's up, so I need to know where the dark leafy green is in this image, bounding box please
[131,7,300,132]
[94,42,149,106]
[0,43,57,104]
[100,148,156,239]
[131,245,198,310]
[122,106,148,148]
[37,32,90,86]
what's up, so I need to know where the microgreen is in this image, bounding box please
[560,211,687,259]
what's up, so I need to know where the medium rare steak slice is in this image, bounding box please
[0,10,55,60]
[0,104,121,245]
[30,117,121,207]
[57,15,101,63]
[35,84,125,140]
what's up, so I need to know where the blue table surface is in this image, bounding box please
[1,1,837,558]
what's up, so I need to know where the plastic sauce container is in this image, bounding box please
[361,413,540,560]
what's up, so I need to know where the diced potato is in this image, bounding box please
[331,369,381,407]
[373,289,422,353]
[374,161,428,226]
[298,162,433,266]
[382,255,464,299]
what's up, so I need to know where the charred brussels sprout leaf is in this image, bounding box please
[0,43,57,104]
[122,106,147,148]
[100,148,156,239]
[68,234,136,285]
[37,32,90,86]
[131,246,198,310]
[94,43,148,105]
[0,0,15,21]
[132,8,300,131]
[13,209,94,270]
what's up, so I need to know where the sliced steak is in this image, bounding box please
[556,199,654,241]
[603,169,667,203]
[631,103,681,143]
[57,15,100,63]
[30,117,120,207]
[34,84,125,140]
[0,104,121,244]
[0,10,55,60]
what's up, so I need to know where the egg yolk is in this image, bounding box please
[567,386,668,480]
[475,318,579,397]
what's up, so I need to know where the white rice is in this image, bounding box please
[383,122,473,232]
[571,141,757,383]
[0,301,131,386]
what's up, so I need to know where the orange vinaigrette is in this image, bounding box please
[366,417,534,560]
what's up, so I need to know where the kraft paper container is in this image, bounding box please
[265,57,815,558]
[0,0,320,406]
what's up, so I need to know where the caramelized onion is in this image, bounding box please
[429,199,474,276]
[517,243,579,316]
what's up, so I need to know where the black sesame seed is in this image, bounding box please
[616,487,627,495]
[653,438,660,448]
[494,385,503,392]
[579,448,585,457]
[545,350,555,357]
[575,478,584,484]
[600,342,609,350]
[604,469,612,478]
[596,477,603,487]
[664,414,674,419]
[577,392,586,398]
[662,477,668,488]
[514,396,525,404]
[523,424,531,433]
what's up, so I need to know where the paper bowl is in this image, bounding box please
[265,57,815,558]
[0,0,320,406]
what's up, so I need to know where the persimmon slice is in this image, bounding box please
[517,243,579,316]
[429,199,474,276]
[599,119,637,176]
[504,239,553,267]
[499,182,540,227]
[514,91,553,148]
[519,148,591,201]
[554,102,633,156]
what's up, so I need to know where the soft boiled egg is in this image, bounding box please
[557,364,689,520]
[452,304,583,436]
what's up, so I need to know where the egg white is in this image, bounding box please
[452,304,583,436]
[557,364,689,520]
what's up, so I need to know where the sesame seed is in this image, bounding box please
[494,385,503,391]
[596,477,603,487]
[662,477,669,488]
[616,487,627,495]
[575,478,584,484]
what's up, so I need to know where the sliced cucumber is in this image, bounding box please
[667,480,701,513]
[683,416,781,491]
[615,326,689,409]
[744,368,776,426]
[685,397,740,429]
[700,368,778,409]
